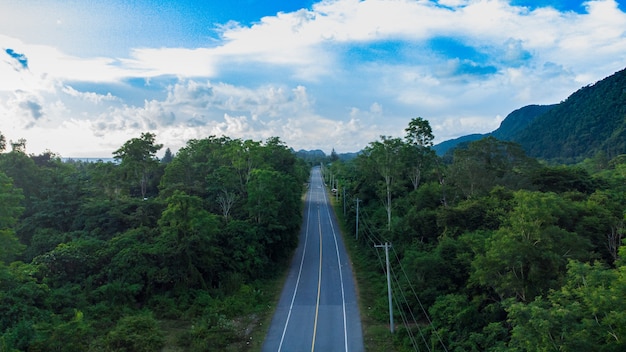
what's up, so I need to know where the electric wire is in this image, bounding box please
[392,247,449,352]
[343,187,448,351]
[390,262,430,351]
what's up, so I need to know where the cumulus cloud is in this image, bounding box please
[1,0,626,156]
[62,86,119,104]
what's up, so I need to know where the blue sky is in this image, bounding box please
[1,0,626,157]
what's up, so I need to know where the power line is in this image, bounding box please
[392,247,448,352]
[346,195,448,352]
[391,261,430,351]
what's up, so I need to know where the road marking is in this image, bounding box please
[276,169,348,352]
[323,198,349,351]
[311,207,323,351]
[277,180,314,351]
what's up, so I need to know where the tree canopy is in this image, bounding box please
[0,133,308,350]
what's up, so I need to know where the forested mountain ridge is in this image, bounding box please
[512,67,626,162]
[433,104,556,156]
[435,67,626,162]
[491,104,556,140]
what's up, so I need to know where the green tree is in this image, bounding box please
[360,136,406,230]
[449,136,539,198]
[403,117,436,191]
[0,131,6,152]
[159,136,230,198]
[161,147,174,164]
[508,254,626,351]
[113,132,163,199]
[0,172,25,263]
[156,191,222,289]
[471,190,592,302]
[405,117,435,148]
[246,169,301,262]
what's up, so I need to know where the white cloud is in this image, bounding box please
[1,0,626,156]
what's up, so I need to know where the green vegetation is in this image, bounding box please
[326,117,626,351]
[513,67,626,162]
[0,132,308,351]
[3,92,626,351]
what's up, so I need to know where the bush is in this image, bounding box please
[104,312,164,352]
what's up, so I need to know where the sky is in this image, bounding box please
[1,0,626,158]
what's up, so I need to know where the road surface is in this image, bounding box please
[262,166,364,351]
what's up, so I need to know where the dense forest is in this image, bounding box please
[326,117,626,351]
[0,132,308,351]
[2,111,626,351]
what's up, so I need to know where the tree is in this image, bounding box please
[330,148,339,162]
[161,147,174,164]
[405,117,434,148]
[0,172,25,263]
[113,132,163,199]
[156,191,222,289]
[449,137,539,198]
[246,169,301,261]
[228,139,262,195]
[471,190,592,302]
[0,131,5,152]
[508,254,626,351]
[159,136,230,198]
[10,138,26,153]
[360,136,406,230]
[404,118,436,191]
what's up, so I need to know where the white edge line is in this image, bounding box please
[278,170,314,351]
[322,178,349,352]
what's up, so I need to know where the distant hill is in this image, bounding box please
[434,67,626,163]
[433,134,484,156]
[491,104,556,140]
[294,149,359,163]
[433,104,555,156]
[512,67,626,162]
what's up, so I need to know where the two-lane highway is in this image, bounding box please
[263,166,364,351]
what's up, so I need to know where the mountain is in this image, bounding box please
[512,67,626,162]
[434,67,626,163]
[490,104,556,140]
[433,104,555,156]
[432,134,484,156]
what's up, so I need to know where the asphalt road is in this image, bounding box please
[262,166,364,352]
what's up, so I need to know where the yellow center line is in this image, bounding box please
[311,207,323,352]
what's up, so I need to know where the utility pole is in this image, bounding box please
[375,242,394,333]
[355,198,361,240]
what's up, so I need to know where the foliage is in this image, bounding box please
[0,172,25,263]
[331,118,626,351]
[0,132,306,350]
[4,118,626,351]
[508,256,626,351]
[103,312,165,352]
[113,132,163,198]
